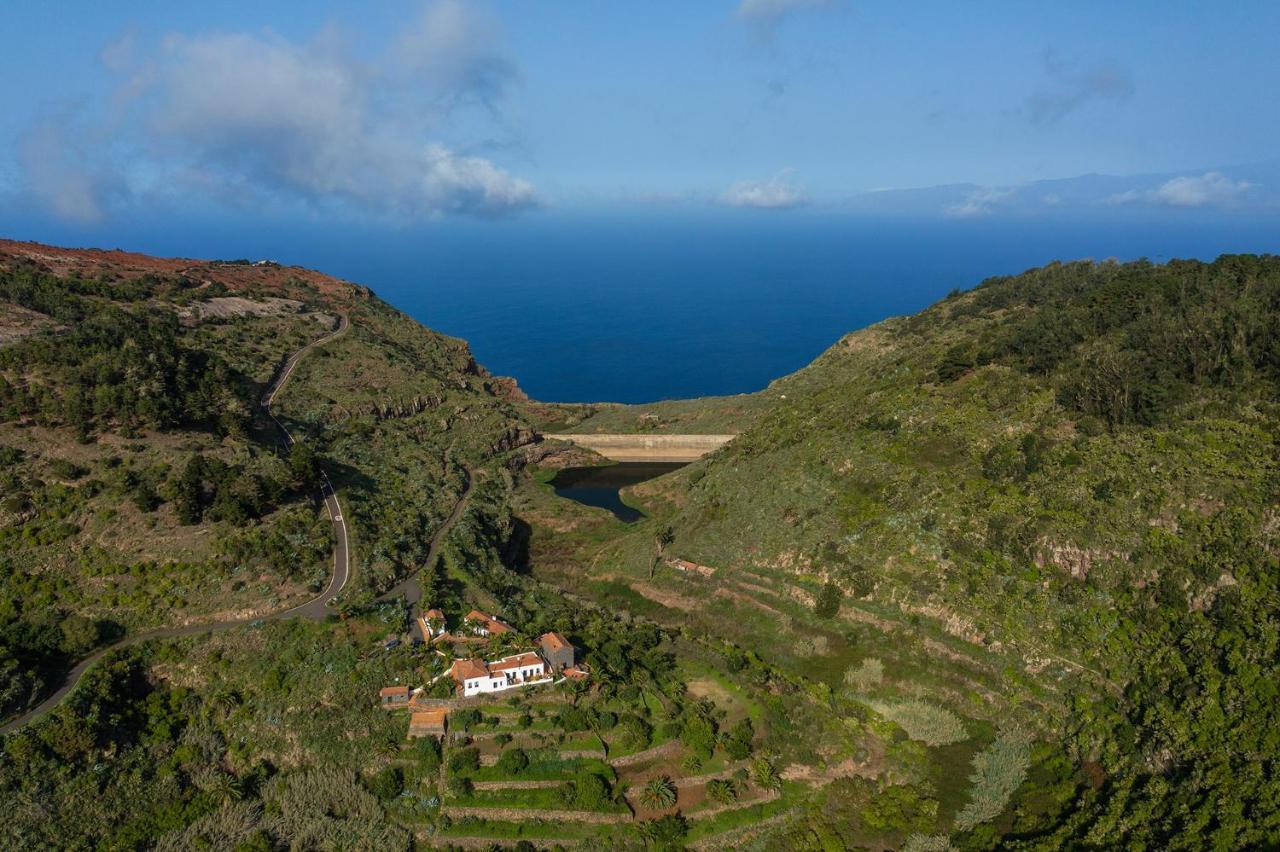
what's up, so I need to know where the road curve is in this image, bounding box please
[1,313,353,736]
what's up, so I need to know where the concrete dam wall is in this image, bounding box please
[542,433,735,462]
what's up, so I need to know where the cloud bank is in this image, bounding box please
[1109,172,1254,208]
[721,169,809,209]
[944,186,1016,218]
[19,1,536,223]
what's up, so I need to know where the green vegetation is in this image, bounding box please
[520,256,1280,847]
[5,245,1279,849]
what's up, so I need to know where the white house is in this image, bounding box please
[463,609,514,638]
[418,607,447,639]
[451,651,551,697]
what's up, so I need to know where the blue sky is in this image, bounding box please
[2,0,1279,226]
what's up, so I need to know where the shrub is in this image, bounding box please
[447,747,479,775]
[368,766,403,800]
[680,715,718,760]
[751,758,781,792]
[721,718,754,760]
[639,814,688,846]
[953,729,1032,831]
[814,582,843,618]
[844,657,885,691]
[867,699,966,746]
[494,747,529,776]
[561,771,610,810]
[451,708,481,731]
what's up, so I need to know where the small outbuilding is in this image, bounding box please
[537,631,576,672]
[379,685,411,708]
[408,708,448,739]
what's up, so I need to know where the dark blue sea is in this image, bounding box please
[12,208,1279,402]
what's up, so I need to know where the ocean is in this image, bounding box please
[12,208,1279,403]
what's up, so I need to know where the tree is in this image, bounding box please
[416,736,442,774]
[722,718,754,760]
[495,747,529,776]
[814,581,842,619]
[447,747,479,775]
[369,766,404,800]
[650,525,675,580]
[288,441,322,491]
[638,776,678,810]
[174,455,203,524]
[680,714,718,760]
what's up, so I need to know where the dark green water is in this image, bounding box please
[550,462,685,522]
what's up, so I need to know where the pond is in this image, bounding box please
[549,462,685,522]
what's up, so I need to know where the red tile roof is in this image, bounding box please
[464,609,514,634]
[489,652,544,674]
[379,685,411,699]
[409,709,448,733]
[451,658,490,682]
[538,631,571,652]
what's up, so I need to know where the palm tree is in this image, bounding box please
[751,758,782,792]
[707,778,737,804]
[637,776,678,810]
[649,525,675,580]
[205,773,244,804]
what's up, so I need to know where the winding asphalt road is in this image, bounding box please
[0,314,353,736]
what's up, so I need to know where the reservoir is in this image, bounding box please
[549,463,685,522]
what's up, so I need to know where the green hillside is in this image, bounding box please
[524,255,1280,849]
[3,245,1278,850]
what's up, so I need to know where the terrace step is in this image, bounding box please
[440,806,630,824]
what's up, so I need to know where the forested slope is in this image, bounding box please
[532,255,1280,848]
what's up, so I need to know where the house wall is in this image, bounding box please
[542,646,574,672]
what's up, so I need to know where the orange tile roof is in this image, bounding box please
[409,709,448,732]
[425,608,444,620]
[538,631,571,652]
[379,685,411,698]
[452,658,490,681]
[489,652,544,674]
[465,609,514,634]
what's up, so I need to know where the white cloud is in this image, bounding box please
[1150,172,1253,207]
[395,0,517,112]
[721,169,809,209]
[1107,172,1254,208]
[945,186,1015,218]
[18,109,116,223]
[18,4,536,222]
